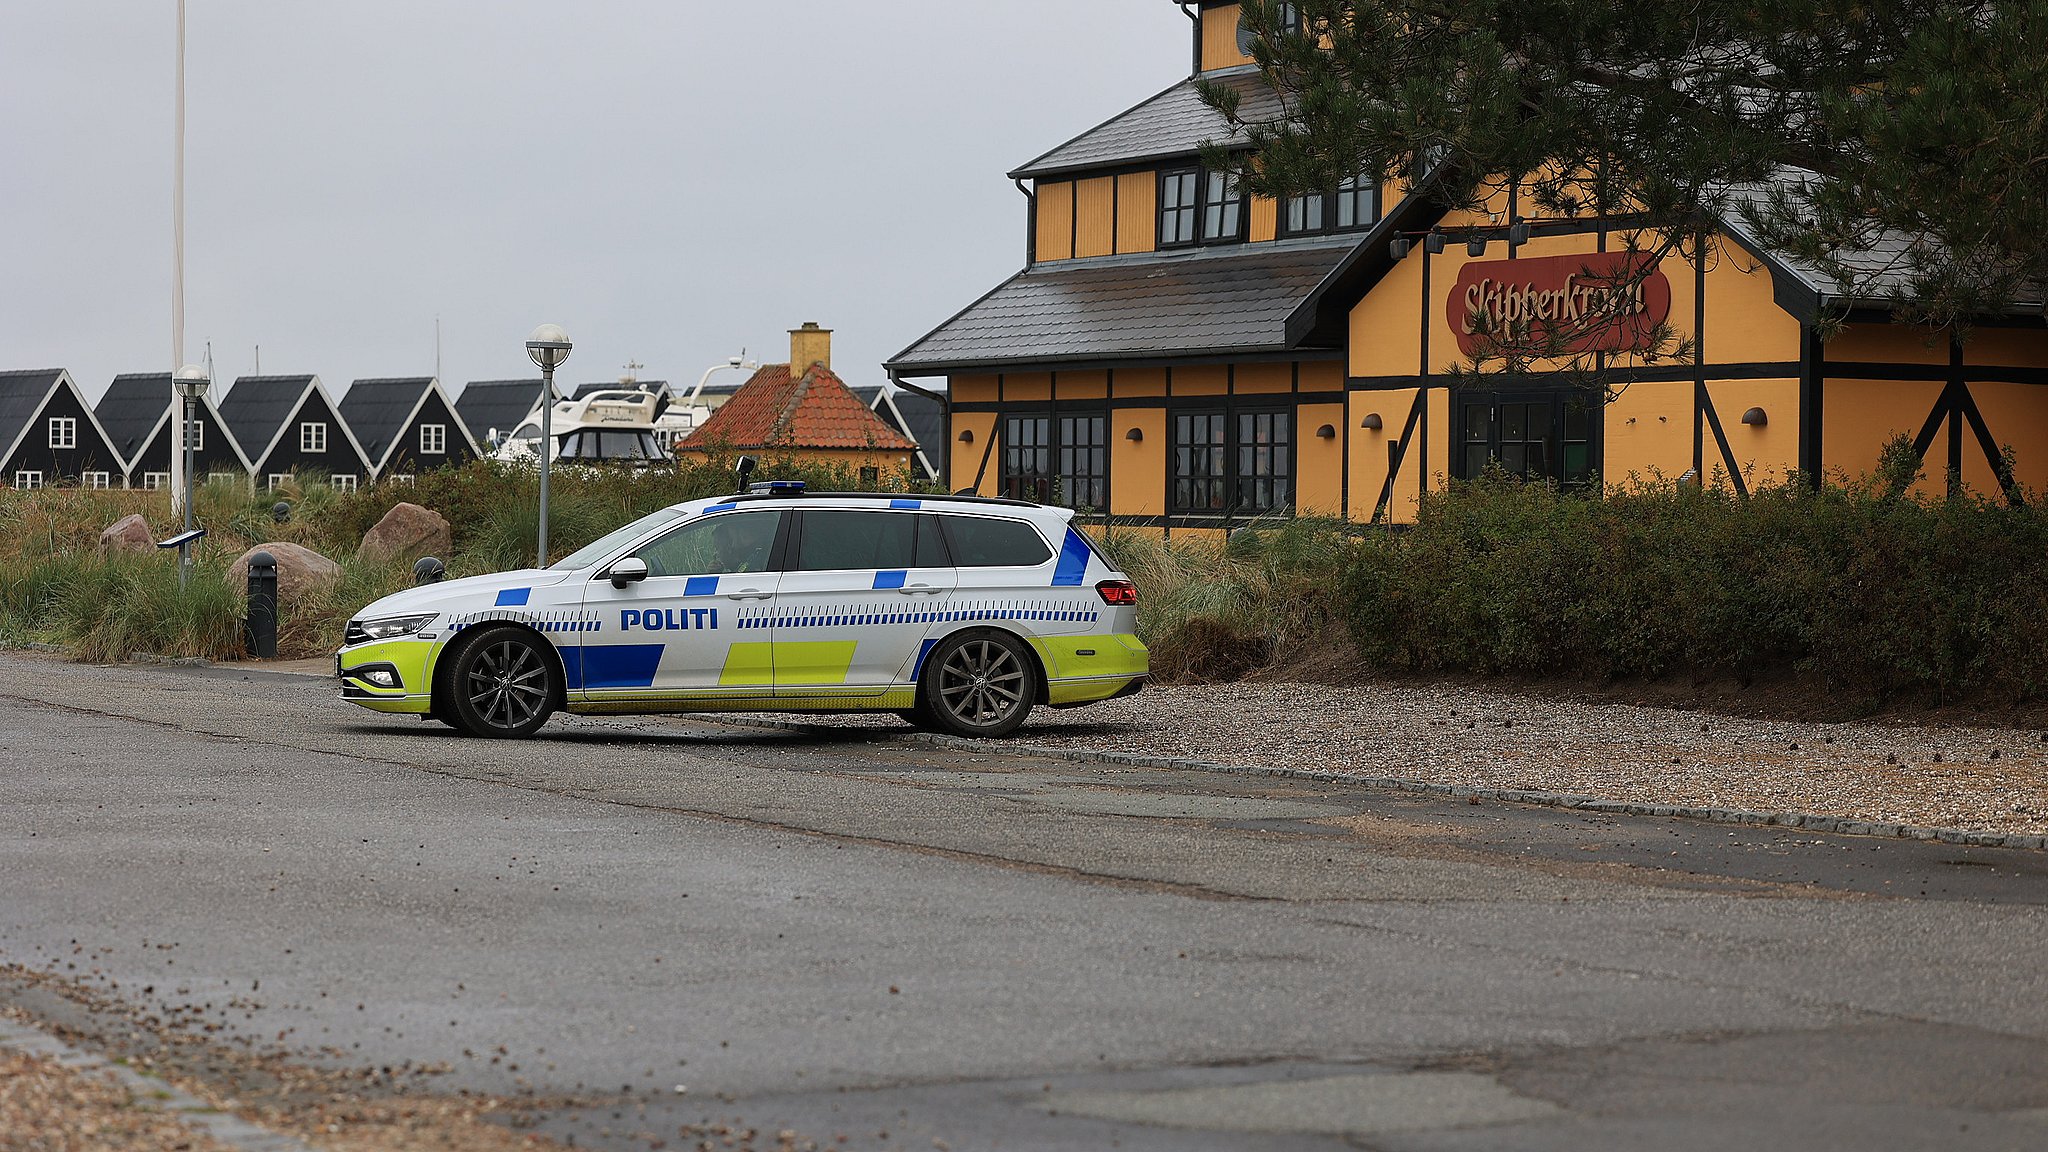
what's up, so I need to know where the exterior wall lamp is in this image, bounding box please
[1742,407,1769,426]
[1125,427,1144,442]
[1509,218,1531,248]
[957,429,974,443]
[1424,228,1446,254]
[1389,236,1412,260]
[1361,412,1383,430]
[1467,235,1488,257]
[1315,424,1336,439]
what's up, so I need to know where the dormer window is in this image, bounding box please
[1160,166,1248,248]
[301,421,327,452]
[1280,169,1381,238]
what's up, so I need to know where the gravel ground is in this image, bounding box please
[0,1047,233,1152]
[764,680,2048,836]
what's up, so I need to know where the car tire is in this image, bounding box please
[919,631,1037,739]
[442,626,558,739]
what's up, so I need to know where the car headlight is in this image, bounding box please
[354,613,438,641]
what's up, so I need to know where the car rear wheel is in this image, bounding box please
[444,626,558,739]
[920,631,1036,739]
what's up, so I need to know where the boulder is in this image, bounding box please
[99,514,155,555]
[358,502,453,565]
[228,542,341,606]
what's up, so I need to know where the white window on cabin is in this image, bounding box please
[48,418,75,449]
[184,420,204,450]
[208,472,236,486]
[330,474,357,492]
[301,422,327,453]
[419,424,446,455]
[388,473,415,486]
[267,473,292,492]
[142,472,171,491]
[14,471,44,490]
[82,471,110,490]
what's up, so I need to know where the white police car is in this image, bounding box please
[335,482,1147,739]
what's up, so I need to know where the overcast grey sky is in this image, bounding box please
[2,2,1188,403]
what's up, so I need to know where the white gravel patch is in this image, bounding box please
[756,681,2048,836]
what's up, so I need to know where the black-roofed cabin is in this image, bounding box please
[851,385,944,484]
[889,1,1389,526]
[0,369,125,489]
[454,379,548,451]
[893,1,2048,528]
[339,377,478,483]
[94,373,252,490]
[217,375,371,492]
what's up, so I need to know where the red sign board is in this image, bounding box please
[1446,251,1673,358]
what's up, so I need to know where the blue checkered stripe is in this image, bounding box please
[445,609,602,636]
[739,598,1100,632]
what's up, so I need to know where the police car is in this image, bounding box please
[335,481,1147,739]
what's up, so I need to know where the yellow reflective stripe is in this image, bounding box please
[718,643,775,687]
[1031,634,1149,681]
[771,641,858,686]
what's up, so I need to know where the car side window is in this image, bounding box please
[795,510,917,572]
[914,514,951,567]
[633,511,782,578]
[938,515,1053,567]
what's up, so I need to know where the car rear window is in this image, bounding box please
[938,515,1052,567]
[796,510,917,571]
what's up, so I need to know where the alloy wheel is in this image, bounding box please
[935,638,1028,730]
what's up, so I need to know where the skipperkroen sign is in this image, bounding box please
[1447,251,1673,358]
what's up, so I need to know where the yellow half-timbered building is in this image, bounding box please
[888,1,2048,528]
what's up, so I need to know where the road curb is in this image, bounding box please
[0,1013,312,1152]
[705,716,2048,853]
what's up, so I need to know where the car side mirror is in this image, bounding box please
[608,557,649,589]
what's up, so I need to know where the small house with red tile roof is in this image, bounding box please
[677,324,918,481]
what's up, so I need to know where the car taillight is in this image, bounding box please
[1095,580,1138,605]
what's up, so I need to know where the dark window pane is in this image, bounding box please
[636,512,782,577]
[1464,405,1491,441]
[915,515,950,567]
[1502,405,1528,441]
[1466,445,1491,476]
[797,510,916,572]
[1501,444,1526,474]
[941,516,1053,567]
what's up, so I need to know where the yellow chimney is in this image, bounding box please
[789,322,832,374]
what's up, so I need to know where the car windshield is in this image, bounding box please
[548,507,688,571]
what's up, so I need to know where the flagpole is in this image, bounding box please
[170,0,188,513]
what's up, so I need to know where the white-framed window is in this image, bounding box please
[419,423,446,455]
[15,470,45,490]
[388,473,416,486]
[267,473,292,491]
[184,420,204,450]
[208,471,237,486]
[48,417,76,449]
[301,421,327,452]
[142,472,171,491]
[82,471,110,490]
[330,474,358,492]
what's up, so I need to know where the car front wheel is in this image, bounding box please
[920,631,1037,739]
[444,626,558,739]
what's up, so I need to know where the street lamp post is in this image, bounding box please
[173,364,209,588]
[524,324,572,566]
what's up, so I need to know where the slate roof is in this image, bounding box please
[1010,69,1282,179]
[94,374,174,462]
[455,379,548,445]
[0,369,64,460]
[680,364,918,453]
[888,235,1360,375]
[339,377,434,468]
[217,375,318,459]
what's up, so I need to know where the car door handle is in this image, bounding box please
[725,589,774,600]
[897,584,941,595]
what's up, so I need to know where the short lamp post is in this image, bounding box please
[524,324,572,566]
[173,364,210,588]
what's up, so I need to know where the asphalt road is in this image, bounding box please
[2,651,2046,1151]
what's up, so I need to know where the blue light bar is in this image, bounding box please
[750,481,807,495]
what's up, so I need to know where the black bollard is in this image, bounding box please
[272,501,291,524]
[246,551,278,659]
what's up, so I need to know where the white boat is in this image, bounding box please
[492,386,671,466]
